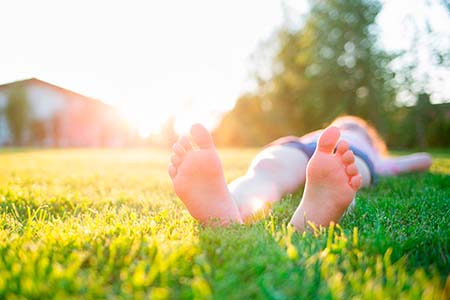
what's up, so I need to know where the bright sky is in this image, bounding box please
[378,0,450,106]
[1,0,448,136]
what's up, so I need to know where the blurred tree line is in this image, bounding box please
[214,0,450,149]
[5,83,30,145]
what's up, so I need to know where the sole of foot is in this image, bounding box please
[168,124,242,226]
[290,126,362,232]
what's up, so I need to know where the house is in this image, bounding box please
[0,78,136,147]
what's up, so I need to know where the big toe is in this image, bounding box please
[191,123,214,149]
[317,126,340,154]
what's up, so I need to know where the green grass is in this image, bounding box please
[0,148,449,300]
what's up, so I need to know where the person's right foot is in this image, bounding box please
[290,126,362,232]
[168,124,242,225]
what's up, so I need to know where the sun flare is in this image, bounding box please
[117,100,223,138]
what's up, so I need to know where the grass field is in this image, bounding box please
[0,148,449,300]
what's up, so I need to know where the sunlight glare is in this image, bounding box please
[117,96,224,137]
[250,197,265,212]
[118,102,169,137]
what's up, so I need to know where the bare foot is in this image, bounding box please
[168,124,242,225]
[290,126,362,232]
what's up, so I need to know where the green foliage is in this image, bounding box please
[272,0,395,132]
[216,0,397,144]
[5,83,31,145]
[0,149,449,299]
[385,96,450,149]
[213,94,287,147]
[215,0,450,148]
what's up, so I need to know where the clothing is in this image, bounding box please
[268,136,377,184]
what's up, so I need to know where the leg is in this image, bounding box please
[169,123,309,224]
[169,125,308,224]
[290,127,362,232]
[355,156,371,188]
[374,153,432,176]
[169,124,361,231]
[229,145,309,220]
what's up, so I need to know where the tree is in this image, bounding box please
[213,93,286,146]
[383,0,450,148]
[216,0,396,145]
[5,83,31,145]
[267,0,396,134]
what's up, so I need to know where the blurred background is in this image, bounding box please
[0,0,449,149]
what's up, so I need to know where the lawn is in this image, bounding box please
[0,148,449,300]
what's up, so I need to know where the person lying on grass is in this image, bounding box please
[168,116,432,232]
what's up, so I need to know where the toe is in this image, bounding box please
[172,143,185,157]
[168,164,177,179]
[346,163,358,176]
[336,140,349,155]
[170,154,182,167]
[179,136,193,152]
[317,126,340,154]
[342,150,355,164]
[350,174,362,190]
[191,123,214,149]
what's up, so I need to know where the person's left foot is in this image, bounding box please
[290,126,362,232]
[168,124,242,225]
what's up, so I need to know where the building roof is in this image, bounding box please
[0,77,111,109]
